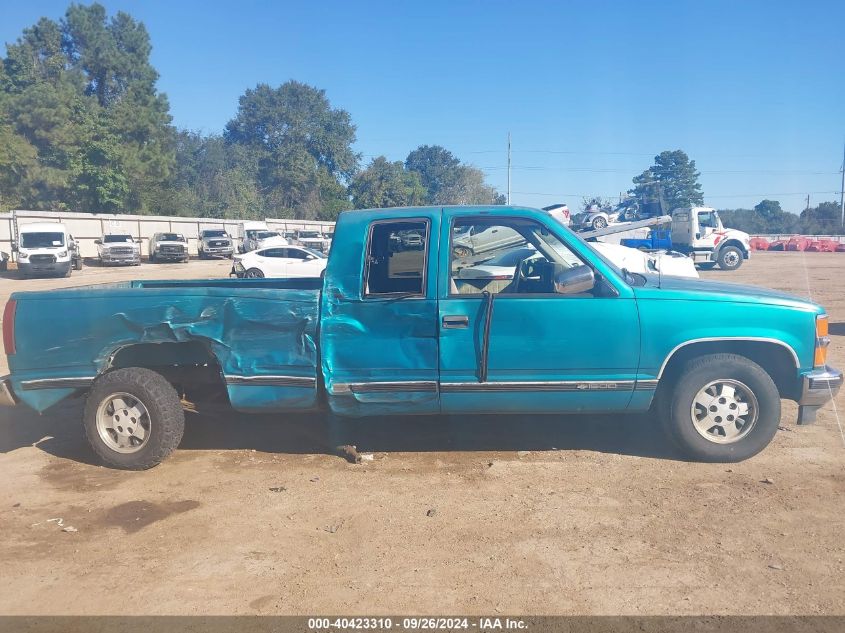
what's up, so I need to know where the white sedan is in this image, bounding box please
[458,243,698,281]
[232,246,327,279]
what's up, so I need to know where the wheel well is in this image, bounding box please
[107,341,228,402]
[720,239,747,254]
[659,340,799,400]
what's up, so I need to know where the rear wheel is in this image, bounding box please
[592,216,608,230]
[245,267,264,278]
[83,368,185,470]
[659,353,780,462]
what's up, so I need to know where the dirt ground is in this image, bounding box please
[0,252,843,616]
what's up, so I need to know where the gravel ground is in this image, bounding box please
[0,252,843,615]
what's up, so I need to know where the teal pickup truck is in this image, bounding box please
[0,206,841,469]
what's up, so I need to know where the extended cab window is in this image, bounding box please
[364,220,428,297]
[450,217,590,296]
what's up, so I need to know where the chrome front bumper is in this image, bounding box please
[0,376,17,407]
[797,366,843,424]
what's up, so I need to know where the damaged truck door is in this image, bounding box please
[0,206,841,469]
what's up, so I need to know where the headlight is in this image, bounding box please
[234,262,245,271]
[57,250,68,258]
[18,251,28,259]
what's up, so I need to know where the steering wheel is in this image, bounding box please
[509,255,533,293]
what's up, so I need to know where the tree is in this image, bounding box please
[405,144,504,205]
[631,150,703,211]
[224,81,358,219]
[349,157,425,209]
[1,3,174,214]
[800,201,841,235]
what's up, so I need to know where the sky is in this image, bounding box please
[1,0,844,213]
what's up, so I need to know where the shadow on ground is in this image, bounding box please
[0,399,680,465]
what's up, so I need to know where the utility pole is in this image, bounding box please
[840,139,844,227]
[806,194,811,221]
[507,132,511,205]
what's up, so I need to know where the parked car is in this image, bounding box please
[15,222,83,277]
[457,243,698,282]
[96,234,140,266]
[231,246,327,279]
[0,205,839,470]
[768,239,788,251]
[295,229,331,252]
[198,229,234,259]
[149,232,189,263]
[541,203,572,228]
[452,224,526,258]
[237,221,269,253]
[253,230,288,250]
[621,229,673,251]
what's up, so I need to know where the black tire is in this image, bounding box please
[245,267,264,279]
[83,367,185,470]
[63,264,72,278]
[659,353,780,462]
[698,262,716,270]
[717,246,743,271]
[592,216,608,230]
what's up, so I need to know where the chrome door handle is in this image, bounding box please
[442,315,469,329]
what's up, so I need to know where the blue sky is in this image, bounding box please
[2,0,843,213]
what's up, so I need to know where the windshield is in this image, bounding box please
[299,231,321,238]
[159,233,185,242]
[257,231,280,239]
[104,235,133,243]
[203,230,227,237]
[543,212,631,281]
[21,232,64,248]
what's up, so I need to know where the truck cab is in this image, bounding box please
[237,221,269,253]
[670,207,750,270]
[15,222,82,277]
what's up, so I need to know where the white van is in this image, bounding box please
[15,222,83,278]
[237,221,270,253]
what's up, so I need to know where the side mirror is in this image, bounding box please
[554,265,595,295]
[94,239,102,245]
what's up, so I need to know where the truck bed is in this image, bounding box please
[8,277,323,413]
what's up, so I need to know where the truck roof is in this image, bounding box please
[18,222,67,233]
[338,205,539,221]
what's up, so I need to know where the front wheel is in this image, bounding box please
[660,353,780,462]
[245,267,264,278]
[717,246,743,271]
[83,368,185,470]
[592,216,608,230]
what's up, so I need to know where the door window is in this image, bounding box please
[364,220,429,297]
[449,217,588,296]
